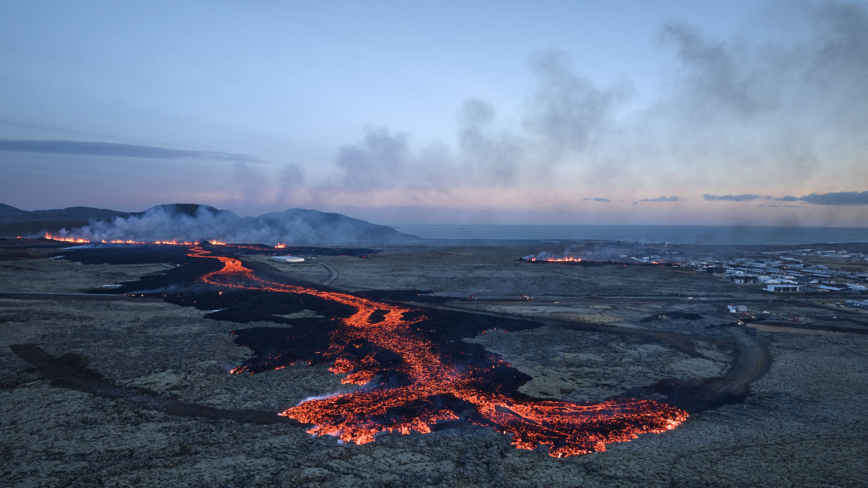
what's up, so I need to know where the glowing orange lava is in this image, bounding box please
[275,243,286,249]
[44,232,89,243]
[188,247,687,457]
[524,256,583,262]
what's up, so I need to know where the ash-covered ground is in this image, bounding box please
[1,240,867,487]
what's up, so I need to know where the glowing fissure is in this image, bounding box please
[44,232,89,244]
[527,256,583,262]
[187,247,687,457]
[44,233,202,246]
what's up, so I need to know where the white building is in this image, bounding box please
[270,255,305,263]
[766,284,800,293]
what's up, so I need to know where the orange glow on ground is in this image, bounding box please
[44,232,89,243]
[187,247,688,457]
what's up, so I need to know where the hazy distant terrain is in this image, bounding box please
[0,203,419,246]
[0,204,126,237]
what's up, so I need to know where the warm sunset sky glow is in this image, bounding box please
[1,1,867,225]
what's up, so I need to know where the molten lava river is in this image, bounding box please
[185,247,687,458]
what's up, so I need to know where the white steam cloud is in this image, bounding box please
[52,204,415,246]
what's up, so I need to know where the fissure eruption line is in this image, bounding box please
[187,246,687,457]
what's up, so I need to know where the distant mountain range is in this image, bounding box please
[0,204,127,237]
[0,203,419,245]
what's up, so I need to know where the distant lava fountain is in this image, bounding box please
[187,247,687,457]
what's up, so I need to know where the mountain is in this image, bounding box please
[0,204,127,236]
[0,203,419,245]
[0,204,125,223]
[252,209,411,245]
[127,203,226,219]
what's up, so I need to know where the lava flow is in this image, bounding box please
[529,256,583,262]
[185,246,687,457]
[44,232,89,243]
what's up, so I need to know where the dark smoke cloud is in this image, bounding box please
[0,139,261,163]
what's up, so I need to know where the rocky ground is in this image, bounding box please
[1,246,867,487]
[306,246,761,298]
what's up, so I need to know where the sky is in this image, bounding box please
[1,0,867,226]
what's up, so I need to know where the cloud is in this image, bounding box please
[639,196,680,203]
[798,191,868,206]
[582,197,611,202]
[704,191,868,206]
[0,139,261,163]
[702,194,765,202]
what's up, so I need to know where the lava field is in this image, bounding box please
[66,243,688,458]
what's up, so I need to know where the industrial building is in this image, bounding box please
[728,275,759,284]
[270,255,305,263]
[765,284,800,293]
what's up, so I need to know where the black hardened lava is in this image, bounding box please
[9,344,299,425]
[66,245,543,383]
[519,258,678,267]
[52,244,759,426]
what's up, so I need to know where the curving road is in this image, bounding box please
[310,258,339,285]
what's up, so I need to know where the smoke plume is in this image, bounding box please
[54,204,415,246]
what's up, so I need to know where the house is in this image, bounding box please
[766,284,800,293]
[706,266,726,275]
[728,305,748,313]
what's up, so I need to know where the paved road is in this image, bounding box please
[0,291,160,302]
[442,294,792,304]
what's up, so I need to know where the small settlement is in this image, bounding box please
[687,248,868,295]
